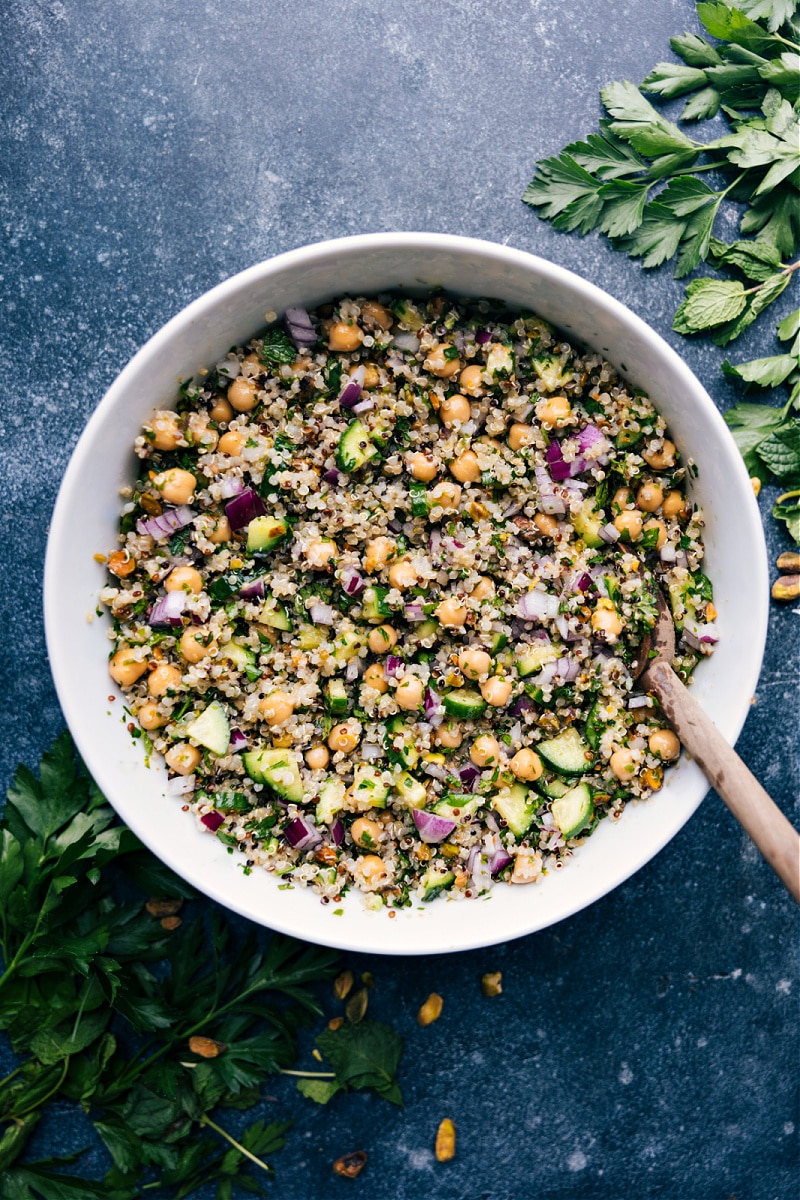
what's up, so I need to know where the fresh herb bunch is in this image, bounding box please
[0,735,403,1199]
[523,0,800,542]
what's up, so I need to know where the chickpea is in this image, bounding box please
[459,364,484,396]
[610,747,637,781]
[435,597,468,627]
[179,626,218,663]
[439,394,472,426]
[148,663,183,697]
[643,518,667,549]
[165,566,204,594]
[242,352,262,374]
[649,728,680,761]
[208,515,232,545]
[396,675,424,711]
[362,363,380,389]
[137,701,166,730]
[614,509,643,542]
[534,513,560,539]
[428,481,462,512]
[434,721,463,749]
[351,816,384,849]
[362,300,393,329]
[470,735,502,768]
[368,624,398,654]
[363,663,389,694]
[637,481,664,512]
[328,723,359,753]
[509,748,543,782]
[591,601,623,641]
[328,320,364,351]
[109,645,148,686]
[642,438,676,470]
[450,450,481,483]
[186,412,218,452]
[470,576,495,602]
[305,540,337,570]
[662,489,686,519]
[424,344,461,378]
[218,430,244,456]
[535,394,573,429]
[388,558,417,590]
[150,412,182,451]
[165,743,202,775]
[612,487,633,512]
[406,451,439,482]
[153,468,196,506]
[258,690,295,725]
[364,536,396,573]
[209,396,234,423]
[352,854,390,889]
[507,423,536,451]
[480,676,513,707]
[228,377,258,412]
[305,744,330,770]
[458,647,491,680]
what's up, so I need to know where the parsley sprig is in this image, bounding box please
[0,736,404,1198]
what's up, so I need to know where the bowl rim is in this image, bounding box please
[44,232,769,954]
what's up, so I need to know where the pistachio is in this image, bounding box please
[417,992,443,1026]
[435,1118,456,1162]
[333,1150,367,1178]
[481,972,503,997]
[345,986,368,1024]
[772,574,800,603]
[188,1035,225,1058]
[333,969,354,1001]
[777,551,800,573]
[145,897,184,917]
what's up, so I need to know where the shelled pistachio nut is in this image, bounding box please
[776,551,800,574]
[772,575,800,603]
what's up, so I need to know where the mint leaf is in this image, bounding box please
[296,1077,339,1104]
[725,400,787,475]
[711,268,792,344]
[673,278,748,334]
[314,1018,404,1105]
[709,237,783,280]
[259,327,296,367]
[773,490,800,544]
[757,419,800,482]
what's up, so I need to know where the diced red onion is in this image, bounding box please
[458,763,481,791]
[361,742,382,761]
[412,809,456,844]
[352,397,375,415]
[576,424,608,454]
[537,661,560,689]
[330,817,345,846]
[534,464,567,516]
[387,518,403,533]
[659,543,678,563]
[518,590,560,622]
[218,477,245,500]
[148,590,187,627]
[557,656,580,682]
[393,330,421,353]
[490,847,513,875]
[229,728,249,751]
[468,847,493,889]
[136,505,196,540]
[423,686,443,728]
[476,328,492,345]
[683,615,718,650]
[429,529,442,558]
[285,305,317,347]
[323,467,340,485]
[216,357,240,379]
[555,613,578,642]
[284,815,321,851]
[200,810,225,831]
[510,694,534,717]
[545,439,576,482]
[225,487,267,531]
[384,655,402,679]
[404,603,426,622]
[309,603,334,626]
[423,761,448,782]
[675,550,690,569]
[598,522,621,544]
[166,774,196,796]
[628,695,653,709]
[345,658,362,682]
[341,565,365,597]
[239,576,267,600]
[339,365,366,408]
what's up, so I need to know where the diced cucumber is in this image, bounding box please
[551,782,595,838]
[361,585,391,624]
[571,500,605,549]
[535,774,573,800]
[485,343,514,378]
[246,515,289,553]
[408,618,439,646]
[442,689,487,719]
[332,628,366,664]
[393,770,427,809]
[419,865,455,901]
[346,764,390,811]
[218,640,256,671]
[531,353,571,392]
[432,794,481,823]
[324,678,349,716]
[537,726,592,775]
[315,777,346,825]
[243,747,304,803]
[185,700,230,757]
[297,623,326,650]
[584,698,607,751]
[384,716,419,770]
[259,595,292,630]
[391,298,424,330]
[517,641,559,677]
[336,418,380,473]
[488,631,508,654]
[614,425,645,449]
[491,783,541,838]
[408,480,429,517]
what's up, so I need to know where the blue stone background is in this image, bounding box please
[2,1,798,1197]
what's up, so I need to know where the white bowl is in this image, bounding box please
[45,233,768,955]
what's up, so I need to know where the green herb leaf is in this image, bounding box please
[756,419,800,482]
[641,61,710,99]
[722,352,798,387]
[313,1017,404,1105]
[673,278,748,334]
[259,327,297,367]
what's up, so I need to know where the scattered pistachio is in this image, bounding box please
[777,551,800,573]
[435,1118,456,1162]
[146,897,184,918]
[772,574,800,603]
[333,969,354,1001]
[750,476,761,497]
[328,1016,344,1031]
[312,1048,324,1062]
[481,972,503,997]
[417,992,443,1026]
[361,971,376,989]
[188,1036,225,1058]
[333,1150,368,1178]
[160,916,182,931]
[346,987,369,1025]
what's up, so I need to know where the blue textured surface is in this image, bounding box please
[1,1,798,1197]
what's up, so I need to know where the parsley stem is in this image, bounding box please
[744,258,800,296]
[199,1113,272,1173]
[278,1069,336,1078]
[12,1056,70,1118]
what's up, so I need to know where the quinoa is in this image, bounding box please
[100,292,717,909]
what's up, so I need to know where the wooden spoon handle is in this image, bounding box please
[646,660,800,903]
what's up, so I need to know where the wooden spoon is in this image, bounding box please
[631,592,800,903]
